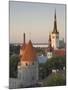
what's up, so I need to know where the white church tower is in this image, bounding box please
[51,10,59,50]
[18,33,38,87]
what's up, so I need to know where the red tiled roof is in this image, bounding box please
[20,40,37,62]
[54,49,65,57]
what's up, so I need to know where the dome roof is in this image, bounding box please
[22,40,37,61]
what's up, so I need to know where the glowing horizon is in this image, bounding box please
[9,1,66,43]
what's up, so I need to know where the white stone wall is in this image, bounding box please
[9,78,21,89]
[18,60,38,87]
[9,60,38,88]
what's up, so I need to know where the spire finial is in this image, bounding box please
[23,32,25,44]
[54,9,56,20]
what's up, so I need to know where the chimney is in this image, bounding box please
[23,33,25,44]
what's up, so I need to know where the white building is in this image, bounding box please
[51,10,59,50]
[47,52,52,59]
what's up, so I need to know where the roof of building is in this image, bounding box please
[21,40,37,61]
[53,49,65,57]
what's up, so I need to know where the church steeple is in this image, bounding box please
[52,9,59,34]
[51,9,59,50]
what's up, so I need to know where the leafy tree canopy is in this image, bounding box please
[9,54,20,78]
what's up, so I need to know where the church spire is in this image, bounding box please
[52,9,59,34]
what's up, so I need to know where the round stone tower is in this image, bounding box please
[18,38,38,87]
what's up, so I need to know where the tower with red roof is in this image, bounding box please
[18,33,38,87]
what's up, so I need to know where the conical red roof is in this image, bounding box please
[22,40,37,61]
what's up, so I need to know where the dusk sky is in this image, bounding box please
[9,1,66,43]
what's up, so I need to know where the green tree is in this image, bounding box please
[39,56,66,80]
[10,44,20,55]
[46,56,66,70]
[44,74,66,86]
[9,54,20,78]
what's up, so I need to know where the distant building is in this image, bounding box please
[59,38,65,48]
[51,10,59,50]
[47,10,65,58]
[53,49,65,57]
